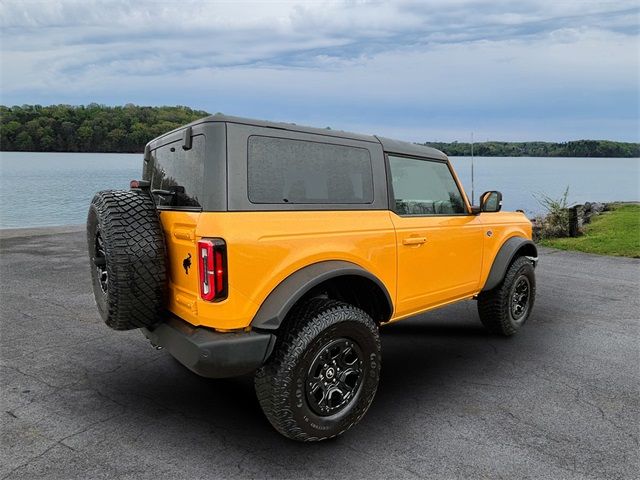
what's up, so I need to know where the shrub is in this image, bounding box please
[533,186,570,240]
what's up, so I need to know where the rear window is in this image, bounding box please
[247,136,373,204]
[143,135,205,208]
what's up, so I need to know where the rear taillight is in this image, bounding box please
[198,239,227,302]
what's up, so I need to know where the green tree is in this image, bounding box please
[0,104,209,152]
[14,131,34,150]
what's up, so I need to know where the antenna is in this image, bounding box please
[471,132,475,205]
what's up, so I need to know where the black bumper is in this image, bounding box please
[142,316,275,378]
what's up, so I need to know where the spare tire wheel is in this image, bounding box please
[87,190,167,330]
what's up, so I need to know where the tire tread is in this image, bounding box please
[477,255,536,336]
[255,298,380,441]
[87,190,166,330]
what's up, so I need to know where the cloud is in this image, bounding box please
[1,0,638,141]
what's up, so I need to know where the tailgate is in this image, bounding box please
[159,210,202,323]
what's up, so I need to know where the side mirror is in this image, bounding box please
[479,191,502,212]
[471,191,503,214]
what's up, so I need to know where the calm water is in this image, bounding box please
[0,152,140,229]
[450,156,640,215]
[0,152,638,228]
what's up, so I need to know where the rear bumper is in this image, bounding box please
[142,315,275,378]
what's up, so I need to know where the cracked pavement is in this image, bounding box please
[1,227,638,479]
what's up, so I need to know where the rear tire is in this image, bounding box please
[477,256,536,336]
[255,299,381,441]
[87,190,167,330]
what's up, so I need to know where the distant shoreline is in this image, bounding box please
[1,104,639,158]
[423,140,640,158]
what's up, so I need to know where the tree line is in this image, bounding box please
[0,104,209,153]
[1,104,638,157]
[423,140,640,158]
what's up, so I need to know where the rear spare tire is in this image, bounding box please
[87,190,166,330]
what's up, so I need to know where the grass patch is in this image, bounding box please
[539,203,640,258]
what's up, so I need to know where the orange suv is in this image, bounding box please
[87,114,537,441]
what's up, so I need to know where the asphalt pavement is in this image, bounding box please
[1,227,638,479]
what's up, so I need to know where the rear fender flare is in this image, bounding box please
[250,260,393,331]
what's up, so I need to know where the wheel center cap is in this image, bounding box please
[325,367,335,379]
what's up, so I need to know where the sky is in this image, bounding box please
[1,0,639,142]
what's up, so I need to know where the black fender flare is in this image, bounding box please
[482,237,538,291]
[250,260,393,331]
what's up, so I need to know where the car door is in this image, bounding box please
[387,154,484,319]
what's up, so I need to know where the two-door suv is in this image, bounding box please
[87,114,537,441]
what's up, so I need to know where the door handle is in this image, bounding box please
[403,236,427,246]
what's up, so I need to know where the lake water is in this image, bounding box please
[0,152,638,229]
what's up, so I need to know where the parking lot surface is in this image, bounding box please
[1,228,638,479]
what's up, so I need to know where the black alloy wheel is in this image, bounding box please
[510,275,531,322]
[305,338,364,416]
[94,230,108,294]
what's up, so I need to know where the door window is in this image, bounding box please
[388,155,466,215]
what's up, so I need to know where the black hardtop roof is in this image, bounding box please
[150,113,447,161]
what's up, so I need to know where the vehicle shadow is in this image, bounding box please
[98,301,521,457]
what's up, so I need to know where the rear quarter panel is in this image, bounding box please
[190,211,397,330]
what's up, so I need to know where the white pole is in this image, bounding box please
[471,132,475,205]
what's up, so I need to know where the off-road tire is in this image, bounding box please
[477,255,536,336]
[87,190,166,330]
[255,299,381,441]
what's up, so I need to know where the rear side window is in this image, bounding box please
[247,136,373,204]
[388,155,466,215]
[144,135,205,209]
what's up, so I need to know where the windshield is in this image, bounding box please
[143,135,205,209]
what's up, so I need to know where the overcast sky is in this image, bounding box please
[1,0,638,142]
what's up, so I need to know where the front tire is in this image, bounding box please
[255,299,381,441]
[477,256,536,336]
